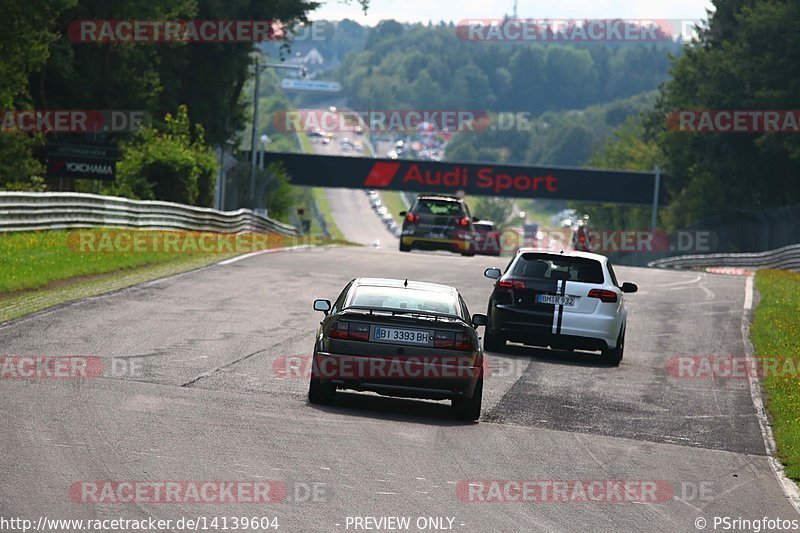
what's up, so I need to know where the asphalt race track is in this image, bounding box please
[2,244,798,532]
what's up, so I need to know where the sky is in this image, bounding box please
[311,0,714,26]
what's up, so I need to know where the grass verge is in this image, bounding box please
[295,131,345,240]
[751,269,800,481]
[310,188,345,241]
[0,230,338,324]
[380,191,409,224]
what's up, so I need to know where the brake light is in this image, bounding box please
[498,278,525,289]
[329,321,370,341]
[588,289,618,303]
[434,331,455,348]
[453,333,474,351]
[433,331,474,351]
[406,213,420,223]
[458,217,470,227]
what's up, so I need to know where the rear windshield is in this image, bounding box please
[511,253,605,284]
[414,199,464,216]
[473,223,494,232]
[348,286,459,315]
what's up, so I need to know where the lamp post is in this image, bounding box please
[250,56,307,202]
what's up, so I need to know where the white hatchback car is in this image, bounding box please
[483,249,637,365]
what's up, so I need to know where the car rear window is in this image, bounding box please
[414,199,464,216]
[349,286,459,315]
[473,223,494,232]
[511,253,605,284]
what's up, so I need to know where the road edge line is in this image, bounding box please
[217,245,314,266]
[742,273,800,513]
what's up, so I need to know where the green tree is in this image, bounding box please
[0,0,75,189]
[472,197,514,229]
[109,106,216,206]
[652,0,800,228]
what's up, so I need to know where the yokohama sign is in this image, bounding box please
[264,152,661,205]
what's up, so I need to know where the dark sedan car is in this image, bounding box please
[309,278,486,420]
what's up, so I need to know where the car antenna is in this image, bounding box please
[404,278,408,288]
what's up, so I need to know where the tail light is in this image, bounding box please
[329,321,370,341]
[457,217,470,227]
[434,331,474,351]
[498,278,525,289]
[588,289,618,303]
[406,213,420,223]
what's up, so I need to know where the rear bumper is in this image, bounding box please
[401,235,472,253]
[489,305,621,350]
[313,351,482,400]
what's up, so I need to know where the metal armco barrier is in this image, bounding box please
[0,192,298,235]
[649,243,800,271]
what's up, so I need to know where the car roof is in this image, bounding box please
[416,195,462,202]
[352,278,459,295]
[474,220,494,225]
[516,247,608,263]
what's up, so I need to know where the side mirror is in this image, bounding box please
[313,299,332,314]
[399,211,407,217]
[484,268,502,280]
[472,314,488,327]
[621,282,638,294]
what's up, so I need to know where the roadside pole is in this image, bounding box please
[651,165,661,230]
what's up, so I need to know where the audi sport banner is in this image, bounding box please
[264,152,662,205]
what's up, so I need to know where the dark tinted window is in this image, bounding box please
[414,199,464,216]
[473,223,495,232]
[349,286,459,315]
[512,253,604,284]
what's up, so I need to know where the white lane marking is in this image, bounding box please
[744,275,754,310]
[658,274,703,287]
[741,274,800,513]
[217,245,312,266]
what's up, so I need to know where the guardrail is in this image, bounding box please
[648,243,800,271]
[0,192,298,235]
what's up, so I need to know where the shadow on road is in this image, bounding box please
[306,391,477,426]
[488,343,613,369]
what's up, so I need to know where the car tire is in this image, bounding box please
[308,378,335,405]
[452,378,482,421]
[461,245,475,257]
[601,329,625,367]
[399,241,411,252]
[483,329,506,352]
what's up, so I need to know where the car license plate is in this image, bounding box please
[537,294,576,306]
[426,232,445,239]
[371,326,433,346]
